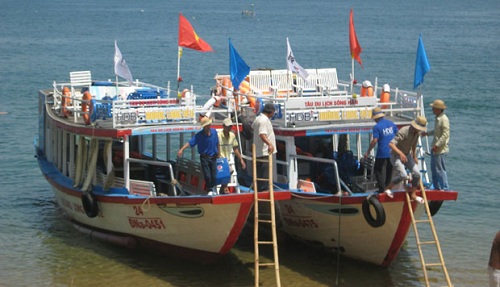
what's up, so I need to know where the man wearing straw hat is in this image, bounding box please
[364,107,398,195]
[422,99,450,190]
[178,116,220,194]
[384,116,428,204]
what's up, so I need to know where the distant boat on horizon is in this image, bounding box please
[241,3,255,17]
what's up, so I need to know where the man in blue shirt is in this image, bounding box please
[364,107,398,195]
[178,116,220,193]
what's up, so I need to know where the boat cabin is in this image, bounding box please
[37,71,242,198]
[212,69,429,195]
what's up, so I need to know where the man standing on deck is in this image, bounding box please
[252,102,276,191]
[384,116,427,204]
[177,116,220,194]
[218,117,246,194]
[364,107,398,195]
[422,99,450,190]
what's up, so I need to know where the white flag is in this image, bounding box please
[286,38,309,81]
[114,40,133,84]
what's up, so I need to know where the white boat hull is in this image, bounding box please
[40,160,254,262]
[278,191,457,266]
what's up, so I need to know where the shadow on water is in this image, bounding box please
[34,197,258,287]
[234,223,425,287]
[31,194,424,286]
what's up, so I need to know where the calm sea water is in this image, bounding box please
[1,0,499,286]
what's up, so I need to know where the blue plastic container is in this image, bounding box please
[215,158,230,185]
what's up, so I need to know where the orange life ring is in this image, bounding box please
[82,91,93,125]
[238,80,250,94]
[221,77,232,98]
[61,87,71,118]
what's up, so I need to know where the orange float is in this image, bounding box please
[238,80,250,94]
[220,77,232,98]
[380,84,391,109]
[61,87,71,118]
[360,80,374,97]
[82,91,93,125]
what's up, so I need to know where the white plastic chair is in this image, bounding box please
[270,69,293,96]
[249,70,272,96]
[316,68,339,95]
[292,69,319,96]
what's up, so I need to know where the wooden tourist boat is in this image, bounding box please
[210,68,458,266]
[35,71,290,262]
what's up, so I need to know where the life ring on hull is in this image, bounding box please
[81,191,99,218]
[428,200,444,216]
[82,91,93,125]
[362,195,386,228]
[61,87,71,118]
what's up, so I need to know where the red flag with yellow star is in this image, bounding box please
[178,13,213,52]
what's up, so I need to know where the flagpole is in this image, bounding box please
[351,58,354,94]
[177,46,182,98]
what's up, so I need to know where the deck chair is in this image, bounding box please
[316,68,339,95]
[70,71,92,96]
[249,70,272,96]
[270,69,293,96]
[292,69,319,96]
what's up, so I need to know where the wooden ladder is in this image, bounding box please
[406,181,452,287]
[252,144,281,287]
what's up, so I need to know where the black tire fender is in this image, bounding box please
[81,192,99,218]
[362,195,386,228]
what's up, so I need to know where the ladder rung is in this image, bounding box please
[258,219,272,224]
[414,219,431,223]
[425,262,444,267]
[258,198,271,202]
[258,262,276,267]
[257,241,274,245]
[418,240,437,245]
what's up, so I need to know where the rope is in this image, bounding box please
[141,196,151,212]
[335,187,342,286]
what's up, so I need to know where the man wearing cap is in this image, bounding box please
[177,116,220,194]
[218,117,247,194]
[364,107,398,195]
[252,102,276,191]
[422,99,450,190]
[384,116,428,204]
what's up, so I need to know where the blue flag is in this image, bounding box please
[414,34,431,89]
[229,38,250,90]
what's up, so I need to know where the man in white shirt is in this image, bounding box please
[252,102,276,191]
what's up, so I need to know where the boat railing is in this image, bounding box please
[125,157,177,196]
[290,154,352,195]
[243,88,423,128]
[111,97,196,128]
[51,80,200,128]
[215,72,424,128]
